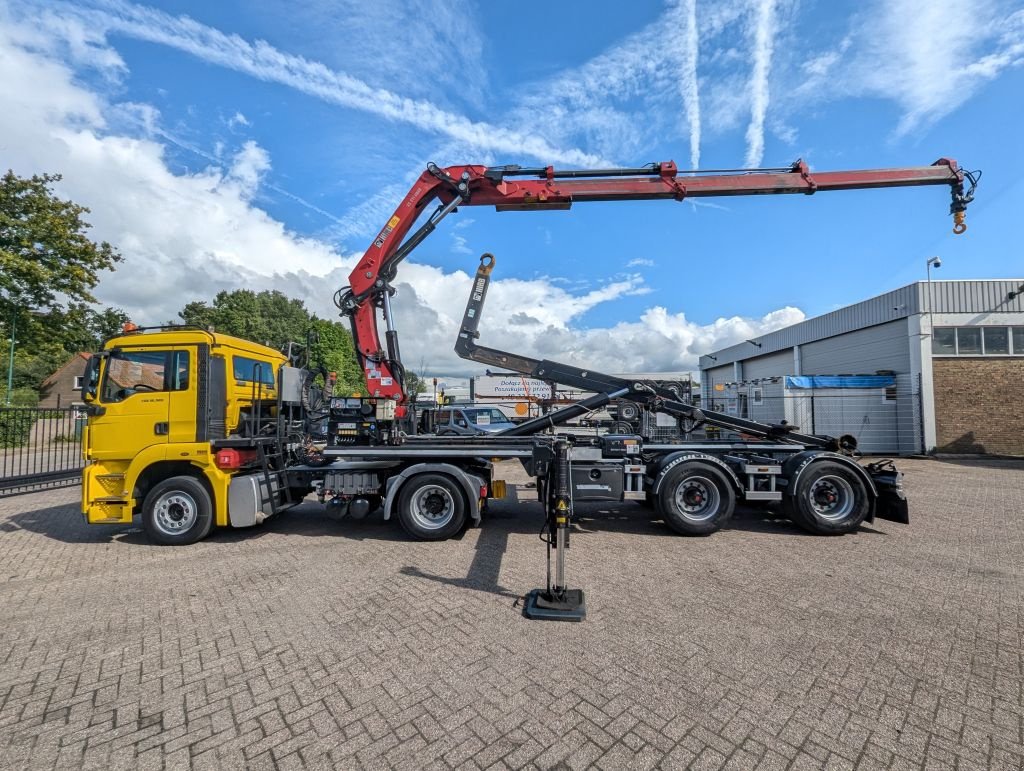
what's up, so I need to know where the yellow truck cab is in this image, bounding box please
[81,326,298,544]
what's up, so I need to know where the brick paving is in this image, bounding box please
[0,458,1022,769]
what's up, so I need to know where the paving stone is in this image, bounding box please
[0,459,1022,768]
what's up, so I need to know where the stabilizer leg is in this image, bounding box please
[523,439,586,622]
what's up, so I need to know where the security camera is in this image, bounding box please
[933,257,941,268]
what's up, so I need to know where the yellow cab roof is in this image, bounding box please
[102,326,287,362]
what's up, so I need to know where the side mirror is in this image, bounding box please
[81,353,103,403]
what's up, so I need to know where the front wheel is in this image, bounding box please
[142,476,214,545]
[785,461,870,535]
[395,473,467,540]
[656,461,736,536]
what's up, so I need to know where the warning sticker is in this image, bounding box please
[373,215,401,248]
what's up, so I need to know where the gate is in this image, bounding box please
[705,376,925,455]
[0,406,85,496]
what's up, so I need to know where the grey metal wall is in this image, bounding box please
[701,365,735,401]
[699,280,1024,370]
[799,319,911,375]
[739,349,794,380]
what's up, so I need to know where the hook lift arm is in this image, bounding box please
[336,158,977,411]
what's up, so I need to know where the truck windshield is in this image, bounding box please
[463,408,510,425]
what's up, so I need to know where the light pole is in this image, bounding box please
[5,305,15,406]
[925,256,941,339]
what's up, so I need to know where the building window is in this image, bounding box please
[751,387,763,406]
[932,328,956,355]
[933,326,1023,357]
[957,327,982,355]
[983,327,1009,355]
[74,375,84,390]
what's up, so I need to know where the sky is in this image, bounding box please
[2,0,1022,380]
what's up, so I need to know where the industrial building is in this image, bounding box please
[699,279,1024,456]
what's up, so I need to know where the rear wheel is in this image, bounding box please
[142,476,213,545]
[785,461,870,535]
[395,473,467,540]
[656,461,736,535]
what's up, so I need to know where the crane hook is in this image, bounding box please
[952,210,967,235]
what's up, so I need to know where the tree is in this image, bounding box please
[179,289,311,350]
[0,171,124,402]
[0,171,121,313]
[309,318,364,395]
[176,289,364,394]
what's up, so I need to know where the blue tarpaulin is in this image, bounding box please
[785,375,896,389]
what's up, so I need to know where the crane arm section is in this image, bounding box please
[336,158,975,407]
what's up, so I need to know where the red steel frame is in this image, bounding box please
[344,158,969,407]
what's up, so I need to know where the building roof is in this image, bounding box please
[41,352,90,388]
[699,279,1024,370]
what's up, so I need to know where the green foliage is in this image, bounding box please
[0,386,39,407]
[404,370,427,398]
[179,289,311,350]
[0,409,36,448]
[0,170,127,396]
[309,317,363,395]
[177,289,363,393]
[0,170,121,312]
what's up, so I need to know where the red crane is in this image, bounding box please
[336,158,976,411]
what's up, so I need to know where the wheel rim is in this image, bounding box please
[409,485,456,531]
[808,475,855,521]
[153,490,198,536]
[673,476,720,522]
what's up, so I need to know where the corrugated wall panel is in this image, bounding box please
[799,319,911,375]
[741,349,794,380]
[702,281,1024,370]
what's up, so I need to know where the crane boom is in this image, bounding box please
[336,158,975,408]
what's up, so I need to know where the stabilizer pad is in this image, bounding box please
[523,588,586,622]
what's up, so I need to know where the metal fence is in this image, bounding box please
[0,406,85,496]
[703,379,923,455]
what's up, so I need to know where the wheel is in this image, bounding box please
[785,461,870,535]
[395,473,467,540]
[655,461,736,535]
[617,401,640,422]
[609,421,635,435]
[142,476,214,545]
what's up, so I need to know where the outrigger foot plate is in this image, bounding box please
[523,588,586,622]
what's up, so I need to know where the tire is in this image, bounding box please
[142,475,214,545]
[395,473,467,541]
[655,461,736,535]
[784,461,870,535]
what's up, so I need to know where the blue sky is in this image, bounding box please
[2,0,1022,376]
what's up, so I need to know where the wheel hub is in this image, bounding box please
[409,485,456,530]
[153,491,198,535]
[673,476,720,522]
[808,475,855,521]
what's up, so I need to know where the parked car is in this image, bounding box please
[428,405,517,435]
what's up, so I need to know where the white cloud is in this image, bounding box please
[0,10,807,378]
[227,111,249,128]
[627,258,655,268]
[792,1,1024,136]
[31,0,603,166]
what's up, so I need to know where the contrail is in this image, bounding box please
[54,0,605,166]
[745,0,777,168]
[680,0,701,169]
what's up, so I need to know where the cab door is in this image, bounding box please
[87,348,175,461]
[166,347,198,444]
